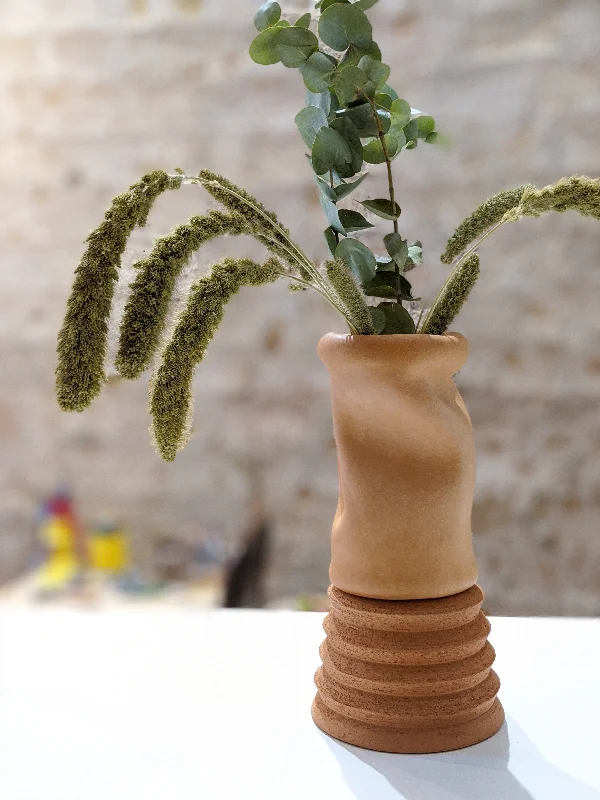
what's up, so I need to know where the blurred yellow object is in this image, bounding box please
[36,517,80,591]
[88,526,129,573]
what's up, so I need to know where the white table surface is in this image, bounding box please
[0,609,598,800]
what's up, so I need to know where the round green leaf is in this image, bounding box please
[329,116,363,177]
[398,274,416,301]
[376,256,395,271]
[338,208,374,232]
[408,241,423,264]
[333,65,369,106]
[249,27,283,65]
[375,92,393,110]
[362,128,404,164]
[295,105,327,148]
[356,0,380,9]
[320,193,345,235]
[301,51,337,93]
[318,4,373,52]
[417,115,435,137]
[362,272,397,298]
[311,126,353,175]
[324,226,338,257]
[360,198,401,220]
[276,26,318,67]
[379,303,416,334]
[319,0,350,9]
[306,88,332,116]
[357,55,390,91]
[254,0,281,32]
[381,83,398,100]
[383,232,408,267]
[369,306,386,334]
[342,103,389,137]
[403,118,419,143]
[335,238,376,284]
[390,98,411,128]
[295,12,311,28]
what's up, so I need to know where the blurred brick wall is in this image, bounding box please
[1,0,599,613]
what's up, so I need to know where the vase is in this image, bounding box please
[312,332,504,754]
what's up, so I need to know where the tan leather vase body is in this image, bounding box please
[318,332,478,601]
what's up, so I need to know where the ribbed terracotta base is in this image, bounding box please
[312,584,504,754]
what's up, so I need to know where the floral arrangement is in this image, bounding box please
[56,0,600,460]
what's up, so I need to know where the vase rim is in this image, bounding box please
[317,331,469,375]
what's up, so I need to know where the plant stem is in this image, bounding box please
[364,94,402,301]
[330,168,340,247]
[368,97,398,236]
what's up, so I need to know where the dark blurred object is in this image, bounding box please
[154,536,192,583]
[223,514,270,609]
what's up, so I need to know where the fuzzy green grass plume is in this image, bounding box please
[56,170,181,411]
[150,256,281,461]
[116,210,250,379]
[420,254,480,336]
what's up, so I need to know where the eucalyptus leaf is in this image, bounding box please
[311,126,352,175]
[335,238,377,283]
[376,256,395,271]
[381,83,398,100]
[333,172,367,200]
[338,208,374,231]
[254,0,281,32]
[417,115,435,138]
[398,274,416,300]
[327,92,341,121]
[295,12,311,28]
[301,51,337,93]
[360,198,401,220]
[357,55,390,91]
[324,226,338,256]
[318,3,373,52]
[362,272,397,298]
[295,105,327,148]
[379,302,416,334]
[408,242,423,264]
[343,103,390,137]
[333,65,369,106]
[369,306,386,334]
[249,27,283,65]
[316,175,337,201]
[403,118,419,143]
[319,0,350,9]
[276,26,318,67]
[384,232,408,267]
[390,98,411,128]
[339,41,381,69]
[356,0,380,9]
[306,88,331,115]
[374,92,393,110]
[320,193,345,234]
[330,116,363,177]
[362,128,404,164]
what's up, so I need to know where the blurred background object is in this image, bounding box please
[1,0,599,614]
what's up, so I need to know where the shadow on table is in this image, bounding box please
[322,716,600,800]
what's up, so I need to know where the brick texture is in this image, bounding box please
[1,0,600,612]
